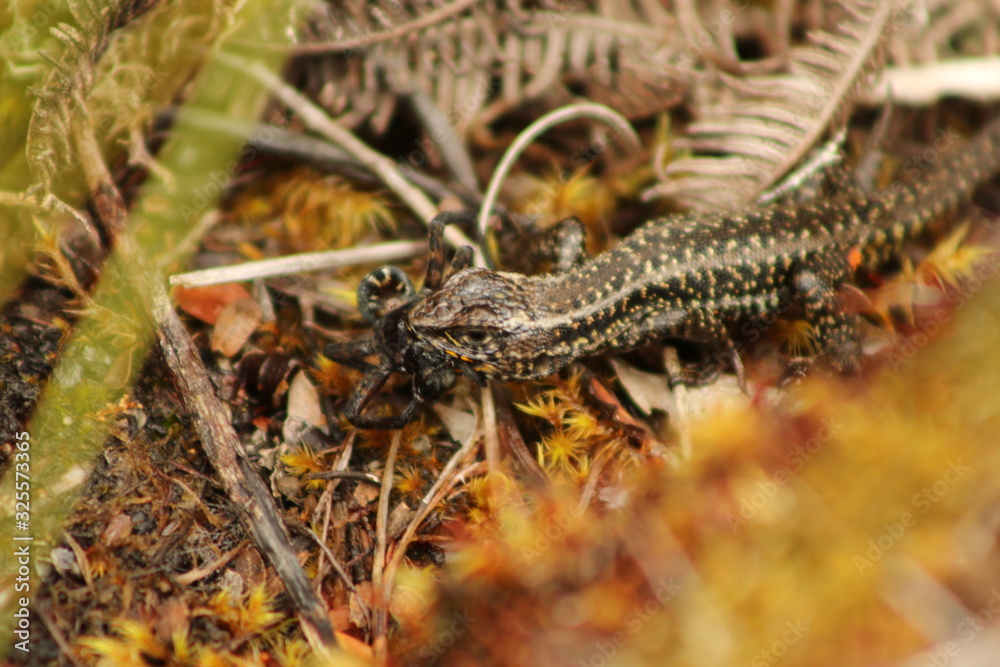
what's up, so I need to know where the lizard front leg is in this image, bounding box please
[498,216,588,274]
[640,306,747,390]
[532,216,588,273]
[790,259,861,374]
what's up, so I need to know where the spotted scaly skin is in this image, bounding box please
[406,117,1000,383]
[330,117,1000,428]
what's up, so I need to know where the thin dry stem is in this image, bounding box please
[372,430,403,666]
[222,54,482,261]
[477,102,641,267]
[169,240,426,287]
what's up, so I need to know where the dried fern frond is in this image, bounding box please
[297,0,688,135]
[648,0,892,211]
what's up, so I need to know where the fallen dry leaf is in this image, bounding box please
[211,297,263,357]
[174,283,252,325]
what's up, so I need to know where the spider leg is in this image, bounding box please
[422,211,477,291]
[342,366,396,428]
[324,337,378,371]
[342,366,435,430]
[443,245,473,282]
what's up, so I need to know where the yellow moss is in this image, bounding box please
[269,638,314,667]
[230,169,395,254]
[79,620,164,667]
[775,318,818,357]
[203,585,284,637]
[516,392,567,423]
[537,431,588,474]
[392,280,1000,666]
[510,167,614,229]
[917,224,992,288]
[280,444,328,485]
[270,170,394,251]
[394,463,426,498]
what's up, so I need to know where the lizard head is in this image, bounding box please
[353,265,525,383]
[404,267,551,380]
[345,264,562,431]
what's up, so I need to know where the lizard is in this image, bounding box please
[326,115,1000,429]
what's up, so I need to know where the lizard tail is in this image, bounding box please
[870,115,1000,237]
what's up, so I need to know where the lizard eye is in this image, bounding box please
[456,328,492,346]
